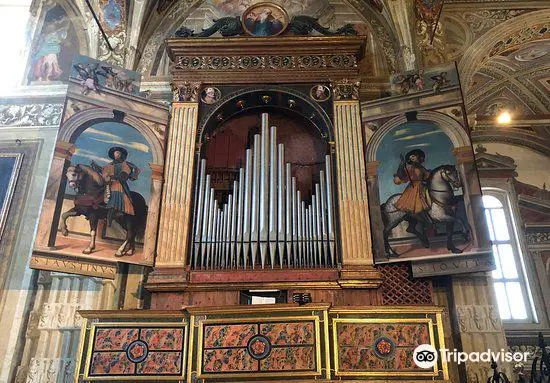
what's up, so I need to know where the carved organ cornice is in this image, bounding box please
[166,36,365,84]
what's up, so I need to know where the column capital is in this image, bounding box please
[452,146,475,164]
[171,81,201,103]
[148,163,164,181]
[366,161,380,178]
[331,78,361,101]
[54,141,75,160]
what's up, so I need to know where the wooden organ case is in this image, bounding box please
[74,35,450,382]
[147,36,384,304]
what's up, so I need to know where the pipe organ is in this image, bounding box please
[192,113,337,270]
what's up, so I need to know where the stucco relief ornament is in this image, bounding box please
[331,78,360,100]
[0,104,63,127]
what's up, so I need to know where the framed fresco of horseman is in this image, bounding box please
[372,120,474,263]
[32,121,155,270]
[58,122,153,262]
[31,55,169,277]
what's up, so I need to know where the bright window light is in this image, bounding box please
[0,2,31,92]
[482,193,534,322]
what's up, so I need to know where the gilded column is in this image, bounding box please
[332,79,381,288]
[155,83,200,269]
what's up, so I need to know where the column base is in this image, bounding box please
[146,266,189,291]
[338,265,383,288]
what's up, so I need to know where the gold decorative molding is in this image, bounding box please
[167,36,365,84]
[30,252,117,279]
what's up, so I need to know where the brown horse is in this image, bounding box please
[61,164,147,256]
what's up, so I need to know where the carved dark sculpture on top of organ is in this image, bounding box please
[192,112,337,270]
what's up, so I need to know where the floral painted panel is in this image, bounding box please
[260,322,314,345]
[336,322,430,373]
[200,320,317,376]
[337,323,429,347]
[94,328,139,350]
[140,328,184,350]
[203,324,258,348]
[136,352,183,374]
[87,326,186,378]
[90,351,134,375]
[260,346,316,371]
[203,348,259,372]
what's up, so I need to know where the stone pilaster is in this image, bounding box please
[450,275,512,382]
[35,141,75,248]
[453,145,490,250]
[332,80,381,287]
[155,101,199,269]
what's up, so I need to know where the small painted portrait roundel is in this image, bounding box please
[201,87,221,105]
[242,3,289,37]
[310,84,331,102]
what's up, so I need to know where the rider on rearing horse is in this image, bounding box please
[393,149,433,226]
[102,146,141,225]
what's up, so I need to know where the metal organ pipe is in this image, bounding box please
[192,113,337,269]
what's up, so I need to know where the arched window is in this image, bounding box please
[482,191,536,322]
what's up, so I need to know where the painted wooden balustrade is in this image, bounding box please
[74,305,449,382]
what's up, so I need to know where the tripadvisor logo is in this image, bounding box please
[413,344,438,368]
[413,344,531,368]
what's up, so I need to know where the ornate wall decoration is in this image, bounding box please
[97,30,127,67]
[455,305,503,333]
[526,232,550,245]
[0,104,63,127]
[459,9,529,39]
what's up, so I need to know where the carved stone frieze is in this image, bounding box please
[455,304,503,333]
[0,104,63,127]
[21,358,74,383]
[331,78,361,100]
[526,232,550,245]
